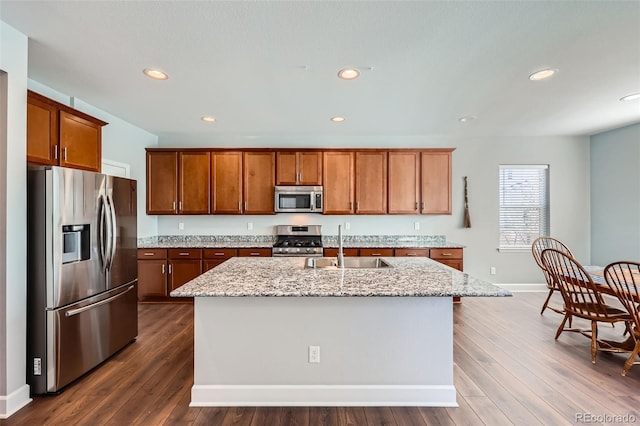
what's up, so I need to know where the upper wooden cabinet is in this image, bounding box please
[276,151,322,185]
[147,151,211,214]
[323,151,355,214]
[179,151,211,214]
[212,151,243,214]
[147,151,179,214]
[243,152,275,214]
[145,148,453,216]
[27,90,107,172]
[355,151,387,214]
[421,151,452,214]
[388,150,453,215]
[388,151,420,214]
[27,94,58,166]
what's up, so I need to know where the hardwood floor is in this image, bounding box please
[4,293,640,425]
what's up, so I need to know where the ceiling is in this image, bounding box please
[1,1,639,145]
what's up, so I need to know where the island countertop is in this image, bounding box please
[170,256,510,298]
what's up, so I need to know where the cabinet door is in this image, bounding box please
[27,94,58,165]
[212,151,243,214]
[276,152,298,185]
[323,151,355,214]
[168,260,202,292]
[355,151,387,214]
[388,151,420,214]
[243,152,275,214]
[298,152,322,185]
[137,260,168,299]
[179,151,210,214]
[203,259,229,272]
[59,111,102,172]
[147,151,178,214]
[421,151,452,214]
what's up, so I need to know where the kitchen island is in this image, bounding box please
[171,256,510,407]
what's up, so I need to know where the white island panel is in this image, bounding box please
[192,296,456,406]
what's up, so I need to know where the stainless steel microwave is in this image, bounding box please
[274,186,323,213]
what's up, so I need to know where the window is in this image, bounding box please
[499,165,549,250]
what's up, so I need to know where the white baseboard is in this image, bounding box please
[190,384,458,407]
[499,283,547,292]
[0,385,31,419]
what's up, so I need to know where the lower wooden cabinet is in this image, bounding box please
[429,248,463,271]
[203,248,238,271]
[137,248,202,302]
[168,249,202,295]
[137,249,169,301]
[428,248,464,303]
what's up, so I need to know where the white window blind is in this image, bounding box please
[499,165,549,249]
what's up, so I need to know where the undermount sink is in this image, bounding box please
[305,257,393,269]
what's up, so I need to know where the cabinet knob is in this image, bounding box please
[143,252,155,256]
[63,147,68,161]
[162,264,166,274]
[179,252,189,256]
[54,145,59,160]
[441,253,453,256]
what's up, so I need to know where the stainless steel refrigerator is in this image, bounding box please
[27,166,138,394]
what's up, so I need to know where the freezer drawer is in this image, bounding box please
[35,283,138,394]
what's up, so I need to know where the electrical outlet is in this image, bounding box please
[414,222,420,230]
[308,345,320,363]
[490,266,497,275]
[247,222,253,230]
[34,358,41,375]
[345,222,350,230]
[178,222,184,230]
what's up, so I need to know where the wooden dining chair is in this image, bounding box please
[604,261,640,376]
[532,236,574,315]
[540,248,631,363]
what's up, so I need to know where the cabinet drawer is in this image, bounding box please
[429,248,463,260]
[359,248,394,257]
[324,248,359,257]
[137,249,167,260]
[238,248,272,257]
[168,248,202,259]
[395,248,428,257]
[203,248,238,259]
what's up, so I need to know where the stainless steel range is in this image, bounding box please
[272,225,323,257]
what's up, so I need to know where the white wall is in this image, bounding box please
[0,21,31,418]
[590,123,640,265]
[27,80,159,237]
[156,134,591,284]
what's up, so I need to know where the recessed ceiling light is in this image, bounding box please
[459,116,476,123]
[338,68,360,80]
[331,116,346,122]
[201,116,216,123]
[143,68,168,80]
[529,68,557,81]
[620,92,640,101]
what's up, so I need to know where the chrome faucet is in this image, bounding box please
[337,224,345,268]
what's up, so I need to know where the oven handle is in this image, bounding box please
[65,285,135,317]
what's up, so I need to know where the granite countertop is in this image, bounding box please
[170,257,509,298]
[138,235,464,249]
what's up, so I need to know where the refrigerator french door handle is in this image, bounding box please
[64,285,135,317]
[98,195,108,269]
[106,194,117,269]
